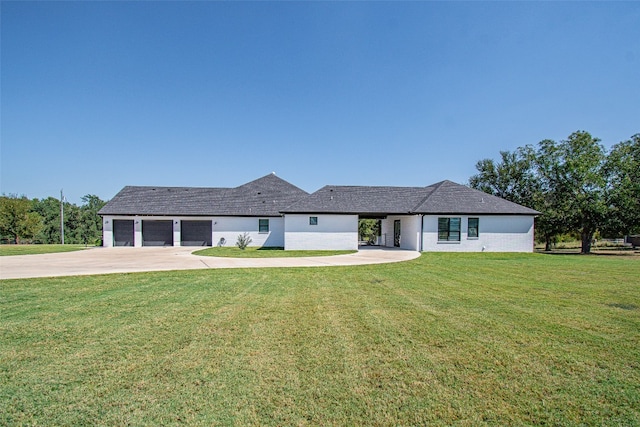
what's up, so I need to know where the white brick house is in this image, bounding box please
[99,174,539,252]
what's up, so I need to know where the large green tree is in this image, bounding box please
[603,134,640,236]
[469,144,562,251]
[527,140,570,251]
[469,146,539,208]
[470,130,634,254]
[0,195,43,244]
[538,131,608,254]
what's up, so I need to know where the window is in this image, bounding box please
[309,216,318,226]
[259,219,269,233]
[468,218,479,238]
[438,217,461,242]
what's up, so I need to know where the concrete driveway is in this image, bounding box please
[0,247,420,280]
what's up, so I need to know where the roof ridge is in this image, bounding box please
[123,184,230,190]
[234,173,309,195]
[323,184,425,189]
[234,173,275,189]
[410,180,448,213]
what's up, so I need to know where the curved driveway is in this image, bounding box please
[0,247,420,280]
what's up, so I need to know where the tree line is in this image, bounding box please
[470,131,640,253]
[0,194,106,245]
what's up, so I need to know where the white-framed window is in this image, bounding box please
[258,219,269,233]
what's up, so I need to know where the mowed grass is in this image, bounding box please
[0,244,90,256]
[1,254,638,426]
[193,246,356,258]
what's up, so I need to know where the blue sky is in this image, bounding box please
[2,1,638,204]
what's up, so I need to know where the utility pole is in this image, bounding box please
[60,189,65,245]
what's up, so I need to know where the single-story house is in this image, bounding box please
[98,173,539,252]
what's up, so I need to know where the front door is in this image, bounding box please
[394,220,401,247]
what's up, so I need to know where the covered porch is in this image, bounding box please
[358,215,422,251]
[283,213,422,251]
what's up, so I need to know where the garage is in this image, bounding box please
[181,220,212,246]
[113,220,134,246]
[142,220,173,246]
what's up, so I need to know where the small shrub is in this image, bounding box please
[236,232,252,250]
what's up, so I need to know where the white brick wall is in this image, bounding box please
[103,213,535,252]
[284,214,358,250]
[103,215,284,248]
[102,216,113,247]
[421,215,535,252]
[213,216,284,248]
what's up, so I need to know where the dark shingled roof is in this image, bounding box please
[98,174,308,216]
[280,185,432,215]
[413,180,539,215]
[281,180,539,216]
[99,176,538,217]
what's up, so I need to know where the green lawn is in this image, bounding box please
[1,254,639,425]
[193,246,356,257]
[0,244,90,256]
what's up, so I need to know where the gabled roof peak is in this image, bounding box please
[234,173,308,195]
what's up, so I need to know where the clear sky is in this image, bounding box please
[1,1,638,204]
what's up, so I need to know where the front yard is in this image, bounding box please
[1,253,638,425]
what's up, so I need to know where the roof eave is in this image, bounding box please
[99,212,285,217]
[416,211,540,216]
